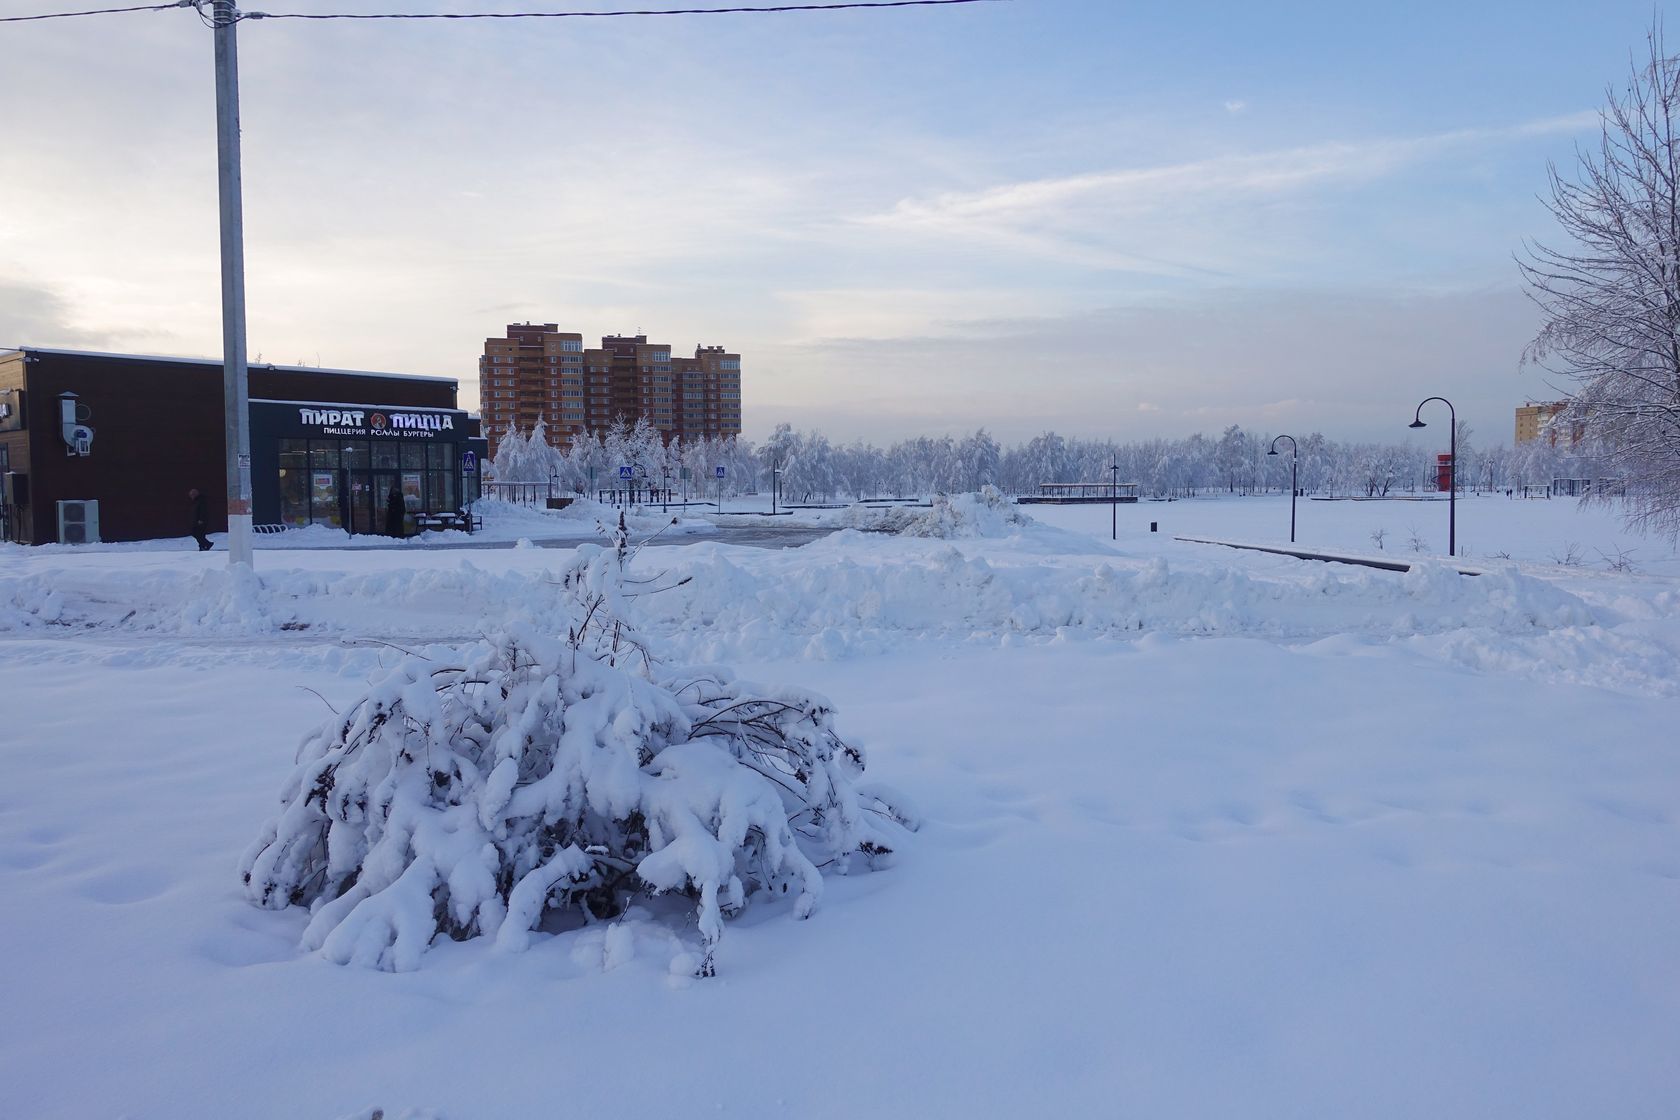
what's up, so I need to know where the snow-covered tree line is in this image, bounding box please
[491,417,1599,501]
[490,417,759,497]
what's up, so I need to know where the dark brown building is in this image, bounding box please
[0,347,484,545]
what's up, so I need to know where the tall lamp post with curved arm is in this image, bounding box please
[1410,396,1456,556]
[1267,434,1298,542]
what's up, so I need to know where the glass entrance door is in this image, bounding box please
[345,463,454,534]
[344,471,403,535]
[345,472,375,536]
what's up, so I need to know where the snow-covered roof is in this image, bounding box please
[1,346,456,387]
[252,397,467,414]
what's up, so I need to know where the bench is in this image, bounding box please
[413,510,483,534]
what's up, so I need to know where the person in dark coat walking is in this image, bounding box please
[385,484,406,538]
[189,487,211,551]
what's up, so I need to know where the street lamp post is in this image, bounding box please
[1110,459,1119,541]
[1409,396,1456,556]
[1267,434,1298,543]
[771,459,781,516]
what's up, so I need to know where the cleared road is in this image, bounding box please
[289,525,840,553]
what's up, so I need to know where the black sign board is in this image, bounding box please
[252,400,470,441]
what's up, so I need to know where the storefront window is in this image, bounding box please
[401,472,423,515]
[429,471,457,511]
[310,469,341,527]
[278,468,309,527]
[257,402,468,534]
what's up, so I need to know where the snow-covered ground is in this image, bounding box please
[14,495,717,556]
[1,494,1676,1119]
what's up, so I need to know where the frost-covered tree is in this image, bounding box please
[759,423,799,496]
[241,519,914,975]
[958,429,1001,491]
[782,430,836,501]
[489,419,566,485]
[1520,24,1680,537]
[1215,424,1246,493]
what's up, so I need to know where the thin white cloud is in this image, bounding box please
[765,286,1541,445]
[1224,99,1248,114]
[857,111,1600,274]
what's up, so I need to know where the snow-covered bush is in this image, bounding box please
[901,486,1034,539]
[241,521,914,974]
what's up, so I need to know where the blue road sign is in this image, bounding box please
[715,465,727,479]
[461,450,477,475]
[618,465,634,481]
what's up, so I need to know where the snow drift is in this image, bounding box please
[900,486,1035,538]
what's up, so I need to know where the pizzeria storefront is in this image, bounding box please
[252,401,474,534]
[0,347,483,546]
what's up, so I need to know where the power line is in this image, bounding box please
[0,1,193,22]
[237,0,1002,22]
[6,0,1001,26]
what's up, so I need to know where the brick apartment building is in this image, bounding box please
[479,323,742,455]
[1515,400,1570,444]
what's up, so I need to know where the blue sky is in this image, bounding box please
[0,0,1666,446]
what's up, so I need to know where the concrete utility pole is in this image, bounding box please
[213,0,254,567]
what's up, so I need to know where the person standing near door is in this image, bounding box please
[385,483,406,538]
[189,487,211,551]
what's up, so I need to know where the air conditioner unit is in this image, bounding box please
[57,499,100,545]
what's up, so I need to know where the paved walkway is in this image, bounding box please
[1175,535,1484,575]
[295,524,838,554]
